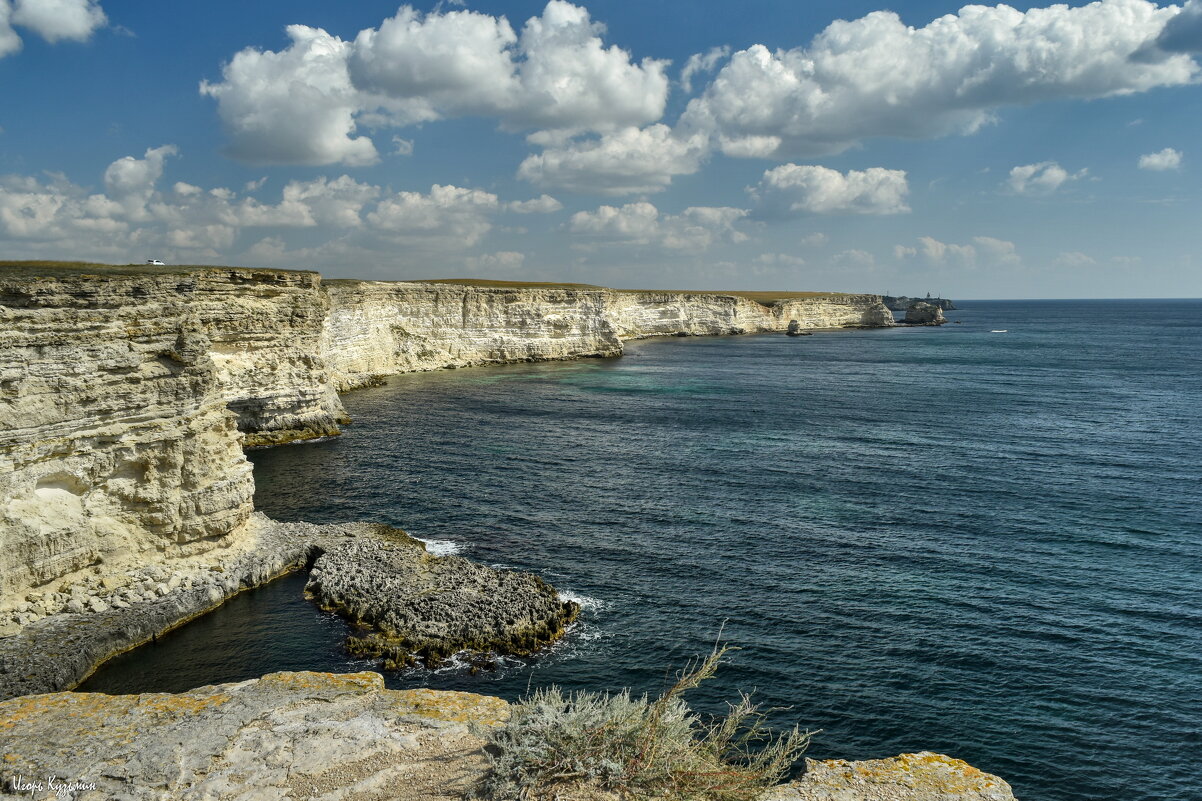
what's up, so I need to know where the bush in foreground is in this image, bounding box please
[475,645,812,800]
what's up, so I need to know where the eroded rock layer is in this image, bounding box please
[321,282,894,387]
[766,752,1016,801]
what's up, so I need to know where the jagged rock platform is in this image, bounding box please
[308,530,578,669]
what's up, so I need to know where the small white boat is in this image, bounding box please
[990,329,1008,333]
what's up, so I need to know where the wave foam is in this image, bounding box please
[414,537,466,557]
[558,589,606,612]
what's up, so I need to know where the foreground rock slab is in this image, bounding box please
[766,752,1016,801]
[0,672,1015,801]
[0,671,508,801]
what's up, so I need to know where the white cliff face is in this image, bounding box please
[0,268,347,607]
[190,269,347,446]
[322,282,624,390]
[603,290,894,339]
[0,272,252,605]
[321,282,894,389]
[603,291,758,337]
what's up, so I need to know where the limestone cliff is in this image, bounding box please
[604,290,893,339]
[0,267,344,609]
[321,282,893,389]
[321,281,623,391]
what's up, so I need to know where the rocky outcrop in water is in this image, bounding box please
[0,672,1016,801]
[902,302,947,325]
[306,526,579,669]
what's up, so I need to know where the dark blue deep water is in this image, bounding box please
[82,300,1202,801]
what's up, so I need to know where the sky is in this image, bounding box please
[1,0,1200,297]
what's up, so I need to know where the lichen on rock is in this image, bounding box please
[0,671,509,801]
[764,751,1016,800]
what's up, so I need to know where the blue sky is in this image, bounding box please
[1,0,1200,297]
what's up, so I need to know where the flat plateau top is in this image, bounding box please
[0,261,301,279]
[0,265,853,302]
[414,278,851,303]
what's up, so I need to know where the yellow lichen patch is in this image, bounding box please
[0,691,129,730]
[389,688,510,726]
[133,691,233,719]
[809,751,1003,792]
[257,671,384,694]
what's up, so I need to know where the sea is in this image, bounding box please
[81,300,1202,801]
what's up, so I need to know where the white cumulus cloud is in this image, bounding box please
[200,25,379,167]
[1054,250,1097,267]
[506,194,563,214]
[1,0,107,58]
[568,201,747,250]
[0,147,552,266]
[11,0,105,42]
[895,235,1022,270]
[1007,161,1087,195]
[680,0,1199,159]
[517,124,708,195]
[202,2,669,167]
[0,2,22,58]
[752,164,910,216]
[366,184,499,248]
[680,45,729,93]
[1138,147,1183,170]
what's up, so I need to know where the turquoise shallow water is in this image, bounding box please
[83,300,1202,801]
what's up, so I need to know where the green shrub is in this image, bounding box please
[475,645,812,800]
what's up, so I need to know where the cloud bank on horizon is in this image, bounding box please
[1,0,1200,297]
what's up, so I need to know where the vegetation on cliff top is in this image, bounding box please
[0,260,318,279]
[476,644,811,801]
[416,278,853,305]
[1,264,859,304]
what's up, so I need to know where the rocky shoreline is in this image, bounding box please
[0,516,577,701]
